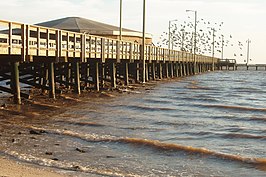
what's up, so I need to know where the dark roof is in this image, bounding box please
[36,17,152,38]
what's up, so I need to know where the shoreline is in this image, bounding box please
[0,78,179,177]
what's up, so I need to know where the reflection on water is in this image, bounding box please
[1,70,266,176]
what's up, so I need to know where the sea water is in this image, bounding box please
[0,70,266,177]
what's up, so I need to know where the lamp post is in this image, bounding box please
[210,28,216,71]
[119,0,122,40]
[168,19,178,50]
[186,10,197,73]
[142,0,146,83]
[246,39,251,65]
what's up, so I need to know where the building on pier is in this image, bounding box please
[36,17,153,45]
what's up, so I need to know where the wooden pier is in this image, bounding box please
[0,19,219,104]
[236,64,266,71]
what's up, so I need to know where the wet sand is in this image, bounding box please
[0,157,65,177]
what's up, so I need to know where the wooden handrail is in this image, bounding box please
[0,19,220,63]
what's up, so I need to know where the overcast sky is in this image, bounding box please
[1,0,265,63]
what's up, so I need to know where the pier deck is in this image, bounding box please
[0,19,219,104]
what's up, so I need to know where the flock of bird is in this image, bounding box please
[157,16,245,59]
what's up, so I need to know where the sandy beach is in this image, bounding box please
[0,157,66,177]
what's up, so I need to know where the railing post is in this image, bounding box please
[116,41,121,63]
[8,22,12,55]
[56,30,61,62]
[129,43,133,63]
[37,27,40,57]
[26,25,30,62]
[101,38,106,63]
[73,33,77,58]
[46,29,49,57]
[81,33,86,62]
[66,32,69,59]
[21,24,26,62]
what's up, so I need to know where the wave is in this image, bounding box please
[223,133,266,140]
[4,150,140,177]
[55,120,106,127]
[20,126,266,167]
[122,105,176,112]
[143,98,173,104]
[185,85,214,90]
[200,104,266,113]
[118,138,266,166]
[4,124,266,170]
[249,117,266,122]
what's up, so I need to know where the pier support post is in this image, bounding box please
[151,62,156,80]
[85,63,90,87]
[173,63,178,77]
[178,63,182,77]
[192,63,195,75]
[165,62,169,78]
[74,61,81,95]
[145,63,149,82]
[100,63,105,88]
[111,62,117,88]
[11,61,21,104]
[158,63,163,79]
[42,63,49,93]
[135,63,140,83]
[170,62,174,78]
[124,62,129,86]
[94,62,100,91]
[66,63,71,89]
[48,62,56,99]
[194,62,198,74]
[183,63,186,76]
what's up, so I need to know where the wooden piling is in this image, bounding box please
[11,61,21,104]
[170,62,174,78]
[145,63,149,82]
[111,62,117,88]
[151,62,156,80]
[124,62,129,86]
[135,63,140,83]
[158,63,163,79]
[48,62,55,99]
[74,61,81,94]
[94,62,100,91]
[165,62,169,78]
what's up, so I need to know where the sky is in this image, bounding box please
[1,0,265,64]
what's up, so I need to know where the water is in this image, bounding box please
[1,70,266,176]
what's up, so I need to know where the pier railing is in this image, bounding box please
[0,19,218,64]
[218,59,236,64]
